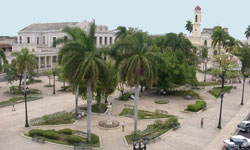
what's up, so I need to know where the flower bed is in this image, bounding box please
[26,128,100,147]
[208,86,233,99]
[119,108,172,119]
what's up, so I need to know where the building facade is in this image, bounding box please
[0,36,17,64]
[11,20,116,69]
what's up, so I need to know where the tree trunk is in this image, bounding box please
[49,77,51,86]
[87,80,92,142]
[104,94,108,103]
[96,92,102,112]
[75,84,79,119]
[19,73,23,90]
[134,85,140,135]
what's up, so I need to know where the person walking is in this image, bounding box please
[201,118,204,128]
[12,102,16,111]
[122,121,126,132]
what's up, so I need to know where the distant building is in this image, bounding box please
[0,36,17,63]
[11,20,116,69]
[188,6,229,55]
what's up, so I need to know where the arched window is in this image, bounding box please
[195,15,198,22]
[204,40,207,46]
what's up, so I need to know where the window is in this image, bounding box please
[37,37,40,45]
[110,37,113,44]
[53,37,57,45]
[43,36,46,44]
[204,40,207,46]
[19,36,22,44]
[32,49,35,52]
[99,37,102,45]
[27,37,30,43]
[104,37,107,45]
[195,15,198,22]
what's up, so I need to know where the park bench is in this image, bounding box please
[32,136,45,144]
[173,122,180,131]
[148,136,161,144]
[155,109,168,115]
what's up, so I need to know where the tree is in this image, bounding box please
[245,25,250,39]
[185,20,193,35]
[12,49,37,90]
[201,47,208,81]
[115,26,127,41]
[58,21,110,142]
[43,70,53,86]
[0,48,6,72]
[211,27,229,54]
[115,30,159,135]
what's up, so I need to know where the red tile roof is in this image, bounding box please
[195,6,201,11]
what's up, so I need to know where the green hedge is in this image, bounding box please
[58,128,73,135]
[208,86,233,98]
[26,79,42,85]
[8,86,42,95]
[66,135,82,144]
[119,92,133,101]
[42,130,61,140]
[29,129,44,137]
[186,100,206,112]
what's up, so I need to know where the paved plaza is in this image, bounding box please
[0,74,250,150]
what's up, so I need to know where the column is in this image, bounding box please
[96,36,99,47]
[50,56,53,69]
[45,56,47,68]
[107,36,110,45]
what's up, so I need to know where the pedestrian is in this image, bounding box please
[201,118,204,128]
[122,121,126,132]
[12,102,16,111]
[81,111,85,117]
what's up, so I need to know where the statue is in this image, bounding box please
[107,102,112,125]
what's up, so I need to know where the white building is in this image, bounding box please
[11,20,116,69]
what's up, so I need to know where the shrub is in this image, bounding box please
[153,120,165,129]
[119,92,133,101]
[187,100,206,112]
[164,117,178,128]
[29,129,44,137]
[66,135,82,144]
[42,130,60,140]
[154,99,169,104]
[58,128,73,135]
[90,134,99,144]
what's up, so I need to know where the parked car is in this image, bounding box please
[237,121,250,132]
[224,135,250,150]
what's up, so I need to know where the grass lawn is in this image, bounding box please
[31,111,75,126]
[26,79,42,85]
[197,82,221,86]
[125,118,179,144]
[208,86,233,99]
[44,84,54,87]
[0,96,43,107]
[119,108,173,119]
[166,90,202,100]
[80,103,107,113]
[26,129,100,147]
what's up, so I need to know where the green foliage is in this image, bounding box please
[29,129,44,137]
[119,108,171,119]
[42,130,60,140]
[197,82,221,86]
[119,92,133,101]
[66,135,82,144]
[26,79,42,85]
[3,64,20,84]
[185,20,193,34]
[7,86,42,95]
[80,103,107,113]
[208,86,233,98]
[186,100,207,112]
[90,134,99,144]
[57,128,73,135]
[60,85,72,91]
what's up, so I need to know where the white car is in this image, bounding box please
[237,121,250,132]
[224,135,250,149]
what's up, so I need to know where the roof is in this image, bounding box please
[0,44,12,48]
[20,22,78,32]
[195,6,201,11]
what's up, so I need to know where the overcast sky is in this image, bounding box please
[1,0,249,40]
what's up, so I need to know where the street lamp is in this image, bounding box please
[132,136,148,150]
[22,86,29,127]
[240,75,245,105]
[52,68,56,95]
[217,71,225,129]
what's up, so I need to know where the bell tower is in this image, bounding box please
[193,6,201,37]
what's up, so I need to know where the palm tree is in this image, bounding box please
[212,27,228,54]
[0,48,7,72]
[245,25,250,39]
[12,48,37,90]
[58,21,110,142]
[115,26,127,41]
[115,31,159,135]
[185,20,193,35]
[12,48,37,127]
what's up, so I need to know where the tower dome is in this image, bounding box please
[195,6,201,11]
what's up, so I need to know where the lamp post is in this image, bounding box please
[132,136,148,150]
[217,71,225,129]
[52,68,56,95]
[240,76,245,105]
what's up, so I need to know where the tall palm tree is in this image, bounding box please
[185,20,193,35]
[12,48,37,90]
[0,48,7,72]
[245,25,250,39]
[58,21,109,142]
[115,31,159,135]
[212,27,228,54]
[115,26,127,41]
